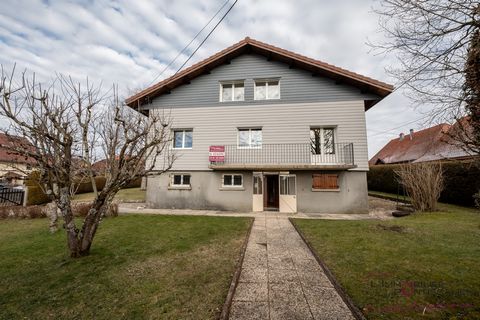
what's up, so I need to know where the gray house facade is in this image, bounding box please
[127,38,392,214]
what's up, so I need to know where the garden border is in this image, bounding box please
[219,217,254,320]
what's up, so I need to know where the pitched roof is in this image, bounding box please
[126,37,393,109]
[369,122,475,165]
[0,133,36,165]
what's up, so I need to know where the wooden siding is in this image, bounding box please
[144,54,379,109]
[151,100,369,171]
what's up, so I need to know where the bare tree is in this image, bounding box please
[0,67,174,257]
[395,162,444,212]
[371,1,480,153]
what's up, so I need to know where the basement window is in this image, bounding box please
[222,174,243,187]
[170,174,191,189]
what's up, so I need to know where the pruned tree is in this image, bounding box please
[0,66,174,257]
[371,1,480,154]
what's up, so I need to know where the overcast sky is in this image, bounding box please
[0,0,433,157]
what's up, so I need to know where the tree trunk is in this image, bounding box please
[77,191,113,256]
[57,187,82,257]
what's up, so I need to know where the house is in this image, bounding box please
[0,133,36,186]
[127,37,393,213]
[369,119,477,166]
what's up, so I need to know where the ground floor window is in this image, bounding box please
[171,174,191,187]
[222,174,243,187]
[312,173,339,190]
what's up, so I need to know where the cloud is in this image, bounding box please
[0,0,427,157]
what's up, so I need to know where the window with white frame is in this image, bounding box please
[254,80,280,100]
[220,81,245,102]
[238,128,262,148]
[222,174,243,187]
[171,174,191,186]
[173,129,193,149]
[310,128,335,154]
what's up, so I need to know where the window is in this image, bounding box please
[173,129,193,149]
[222,174,243,187]
[280,175,296,195]
[171,174,191,186]
[253,175,263,194]
[220,81,244,102]
[310,128,335,154]
[312,173,339,190]
[238,128,262,148]
[254,80,280,100]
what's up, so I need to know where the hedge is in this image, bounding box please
[73,176,141,194]
[24,173,142,206]
[367,161,480,207]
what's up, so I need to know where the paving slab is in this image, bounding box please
[228,213,356,319]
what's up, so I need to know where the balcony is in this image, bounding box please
[209,143,356,170]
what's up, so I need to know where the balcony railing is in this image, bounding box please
[209,143,355,169]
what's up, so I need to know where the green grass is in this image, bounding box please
[369,190,474,212]
[0,215,251,319]
[72,187,145,202]
[293,205,480,319]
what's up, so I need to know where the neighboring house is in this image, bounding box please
[369,119,477,165]
[0,133,36,186]
[127,37,393,213]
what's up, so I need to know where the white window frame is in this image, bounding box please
[222,174,243,188]
[310,127,336,155]
[172,129,193,149]
[170,173,191,188]
[237,128,262,149]
[219,81,245,102]
[254,79,281,100]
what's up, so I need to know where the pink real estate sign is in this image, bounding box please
[209,146,225,162]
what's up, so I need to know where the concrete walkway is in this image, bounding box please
[118,201,393,220]
[229,214,355,320]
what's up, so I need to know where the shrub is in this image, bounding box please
[74,176,107,194]
[26,185,51,205]
[395,162,444,211]
[474,191,480,209]
[72,202,118,217]
[0,205,46,219]
[368,160,480,207]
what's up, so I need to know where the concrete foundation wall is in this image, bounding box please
[147,171,368,214]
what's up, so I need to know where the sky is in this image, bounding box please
[0,0,434,158]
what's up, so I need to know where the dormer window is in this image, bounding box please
[254,80,280,100]
[220,81,244,102]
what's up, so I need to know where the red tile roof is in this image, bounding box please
[0,133,36,165]
[126,37,393,109]
[369,121,475,165]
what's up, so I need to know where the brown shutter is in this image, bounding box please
[312,174,339,189]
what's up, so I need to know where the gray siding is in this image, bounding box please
[151,100,369,171]
[145,54,379,109]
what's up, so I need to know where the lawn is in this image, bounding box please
[0,215,251,319]
[293,204,480,319]
[73,187,145,202]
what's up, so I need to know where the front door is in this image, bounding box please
[279,174,297,213]
[264,174,279,210]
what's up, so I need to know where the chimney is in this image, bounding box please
[409,129,414,140]
[399,133,404,141]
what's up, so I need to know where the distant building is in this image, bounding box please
[369,119,477,165]
[0,133,36,185]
